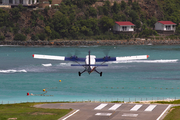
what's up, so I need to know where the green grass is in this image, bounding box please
[151,99,180,104]
[0,102,72,120]
[111,101,124,103]
[163,106,180,120]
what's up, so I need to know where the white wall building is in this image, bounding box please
[155,21,176,34]
[0,0,37,5]
[113,21,135,33]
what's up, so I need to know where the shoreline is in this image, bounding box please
[1,39,180,46]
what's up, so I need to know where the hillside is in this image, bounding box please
[0,0,180,41]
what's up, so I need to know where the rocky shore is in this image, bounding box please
[1,39,180,46]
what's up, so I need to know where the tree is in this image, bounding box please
[176,25,180,35]
[69,25,79,38]
[132,2,141,13]
[129,10,139,23]
[50,30,60,39]
[38,33,46,40]
[139,28,157,37]
[10,7,20,22]
[14,34,26,41]
[103,1,111,16]
[111,1,120,14]
[120,1,126,11]
[0,9,9,27]
[100,16,114,33]
[150,17,157,28]
[135,20,141,32]
[128,0,132,5]
[31,34,39,41]
[52,11,70,38]
[84,0,97,5]
[45,26,52,36]
[0,35,5,41]
[88,7,97,17]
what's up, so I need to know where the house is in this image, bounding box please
[38,0,62,8]
[0,0,62,8]
[113,21,135,34]
[0,0,37,5]
[155,21,176,34]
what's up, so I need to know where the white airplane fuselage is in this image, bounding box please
[85,55,96,74]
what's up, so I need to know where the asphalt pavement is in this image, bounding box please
[34,103,171,120]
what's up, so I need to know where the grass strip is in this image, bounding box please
[151,99,180,104]
[0,102,71,120]
[163,106,180,120]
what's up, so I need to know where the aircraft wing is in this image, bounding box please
[32,54,85,62]
[116,55,149,61]
[96,55,149,62]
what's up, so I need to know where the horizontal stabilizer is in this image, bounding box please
[71,64,108,66]
[32,54,65,61]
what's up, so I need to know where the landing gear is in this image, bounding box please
[100,72,102,77]
[78,71,81,76]
[95,69,102,77]
[78,70,86,76]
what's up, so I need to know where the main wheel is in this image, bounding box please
[100,72,102,76]
[78,72,81,76]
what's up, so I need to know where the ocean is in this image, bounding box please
[0,45,180,103]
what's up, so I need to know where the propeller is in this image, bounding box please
[103,49,111,60]
[67,49,81,60]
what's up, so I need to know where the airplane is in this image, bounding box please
[32,51,149,76]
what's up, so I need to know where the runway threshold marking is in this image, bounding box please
[122,113,138,117]
[144,105,157,111]
[156,105,172,120]
[130,105,142,111]
[94,104,108,110]
[108,104,122,110]
[62,109,79,120]
[95,113,112,116]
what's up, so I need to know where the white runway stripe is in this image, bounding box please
[144,105,157,111]
[130,105,142,111]
[108,104,122,110]
[62,109,79,120]
[94,104,108,110]
[95,113,112,116]
[122,113,138,117]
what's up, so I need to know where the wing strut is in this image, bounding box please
[94,69,102,77]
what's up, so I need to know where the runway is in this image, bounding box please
[34,103,171,120]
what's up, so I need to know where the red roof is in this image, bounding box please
[115,21,135,26]
[158,21,176,25]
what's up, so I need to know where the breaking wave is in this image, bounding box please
[0,69,27,73]
[109,59,179,63]
[42,63,52,67]
[59,63,72,66]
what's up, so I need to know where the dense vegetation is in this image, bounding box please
[0,0,180,41]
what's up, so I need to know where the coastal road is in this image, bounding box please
[34,103,171,120]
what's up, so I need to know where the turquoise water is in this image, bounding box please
[1,45,180,103]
